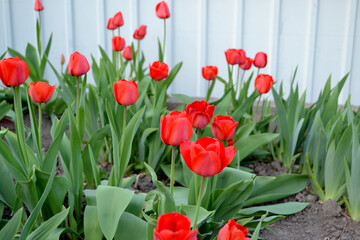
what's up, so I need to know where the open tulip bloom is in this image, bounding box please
[218,219,250,240]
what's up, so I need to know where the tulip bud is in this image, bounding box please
[153,213,197,240]
[60,54,65,65]
[225,49,246,65]
[156,1,170,19]
[112,36,126,52]
[107,17,117,30]
[34,0,44,11]
[254,74,274,94]
[133,25,147,40]
[0,57,29,87]
[113,79,139,106]
[68,52,90,77]
[160,111,193,146]
[211,115,239,141]
[240,57,252,70]
[253,52,267,68]
[186,100,215,129]
[149,60,169,81]
[218,219,250,240]
[202,66,218,81]
[112,11,124,27]
[28,82,55,103]
[122,46,133,61]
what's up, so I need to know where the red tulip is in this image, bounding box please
[202,66,218,81]
[218,219,250,240]
[133,25,147,40]
[160,110,193,146]
[28,82,55,103]
[112,11,124,27]
[0,57,29,87]
[34,0,44,11]
[225,49,245,65]
[180,137,236,177]
[240,58,252,70]
[107,18,117,30]
[113,79,139,106]
[253,52,267,68]
[112,36,126,52]
[122,46,132,60]
[156,1,170,19]
[149,60,169,81]
[68,52,90,77]
[227,139,235,146]
[186,101,215,129]
[154,212,198,240]
[211,115,238,141]
[254,74,274,94]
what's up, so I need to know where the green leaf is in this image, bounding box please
[115,212,148,240]
[238,202,309,216]
[250,212,268,240]
[84,206,103,240]
[0,208,23,240]
[25,43,41,80]
[26,208,69,240]
[171,94,193,105]
[96,185,134,240]
[0,157,17,209]
[139,128,158,163]
[0,100,12,120]
[180,205,213,227]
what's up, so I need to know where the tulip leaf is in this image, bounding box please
[238,202,310,216]
[179,205,213,227]
[0,100,12,120]
[84,206,103,240]
[115,212,148,240]
[139,128,158,164]
[171,93,193,105]
[40,34,53,77]
[0,159,16,209]
[96,185,134,240]
[25,43,41,80]
[0,208,23,240]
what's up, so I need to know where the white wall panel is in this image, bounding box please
[1,0,360,104]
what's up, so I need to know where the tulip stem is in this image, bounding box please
[116,51,120,75]
[235,66,241,96]
[38,103,42,155]
[197,128,201,140]
[193,176,205,230]
[123,106,127,135]
[162,19,166,62]
[257,68,260,77]
[253,94,262,120]
[118,28,120,37]
[136,40,140,78]
[76,76,80,115]
[170,146,176,196]
[238,71,245,100]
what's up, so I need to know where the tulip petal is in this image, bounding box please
[222,146,236,170]
[180,141,192,171]
[191,151,221,177]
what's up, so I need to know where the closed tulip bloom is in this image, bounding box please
[156,1,170,19]
[107,18,117,30]
[218,219,250,240]
[154,212,197,240]
[240,57,252,70]
[160,110,193,146]
[0,57,29,87]
[202,66,218,81]
[211,115,238,141]
[122,46,133,60]
[186,101,215,129]
[225,49,245,65]
[68,52,90,77]
[254,74,274,94]
[113,79,139,106]
[253,52,267,68]
[112,36,126,52]
[133,25,147,40]
[28,82,55,103]
[34,0,44,11]
[180,137,236,177]
[112,11,124,27]
[60,54,65,65]
[149,60,169,81]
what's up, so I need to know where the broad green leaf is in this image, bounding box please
[84,206,103,240]
[0,158,16,209]
[0,208,23,240]
[238,202,309,216]
[171,94,193,105]
[115,212,148,240]
[96,185,134,240]
[180,205,213,227]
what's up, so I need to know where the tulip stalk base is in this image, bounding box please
[193,176,205,230]
[170,146,176,196]
[38,103,42,156]
[162,19,166,62]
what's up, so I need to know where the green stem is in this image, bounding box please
[76,76,80,115]
[162,19,166,62]
[197,128,201,140]
[123,106,127,135]
[118,28,120,36]
[136,40,140,77]
[38,103,42,155]
[235,66,240,95]
[170,146,176,196]
[257,68,260,77]
[253,94,262,119]
[153,81,158,109]
[116,51,120,75]
[193,176,205,230]
[129,60,134,79]
[238,70,246,100]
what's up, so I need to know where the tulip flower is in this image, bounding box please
[133,25,147,40]
[107,17,117,31]
[186,100,215,130]
[218,219,250,240]
[202,66,218,81]
[180,137,236,229]
[154,213,198,240]
[122,46,132,61]
[254,74,274,94]
[240,57,252,71]
[253,52,267,69]
[68,52,90,77]
[28,82,55,103]
[156,1,171,19]
[160,110,193,195]
[34,0,44,11]
[0,57,29,87]
[112,11,124,27]
[211,115,239,142]
[225,49,245,65]
[149,60,169,81]
[180,137,236,177]
[113,79,139,106]
[112,36,125,52]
